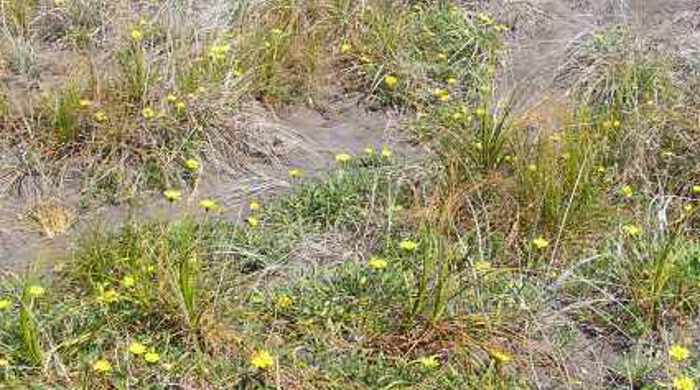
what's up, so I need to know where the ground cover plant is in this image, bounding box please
[1,0,699,388]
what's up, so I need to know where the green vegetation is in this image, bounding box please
[1,0,699,388]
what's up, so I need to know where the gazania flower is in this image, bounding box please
[130,29,143,41]
[163,189,182,203]
[384,75,398,89]
[368,257,388,270]
[92,359,112,374]
[142,107,155,120]
[199,199,218,212]
[128,342,147,356]
[250,350,274,370]
[399,240,418,252]
[144,352,160,364]
[335,153,352,164]
[532,237,549,250]
[669,345,691,362]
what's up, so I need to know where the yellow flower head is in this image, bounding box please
[669,345,691,362]
[673,376,696,390]
[97,289,120,305]
[130,29,143,41]
[199,199,218,212]
[433,89,450,102]
[418,355,440,369]
[144,352,160,364]
[78,99,92,108]
[175,101,187,112]
[384,75,399,90]
[288,168,303,179]
[692,185,700,195]
[129,342,147,355]
[532,237,549,250]
[475,108,487,117]
[166,94,178,104]
[368,257,388,270]
[0,299,10,310]
[163,189,182,203]
[381,146,392,159]
[340,42,352,54]
[437,52,448,61]
[489,348,512,365]
[0,358,8,368]
[335,153,352,164]
[446,77,457,85]
[621,185,634,198]
[94,111,108,123]
[247,217,259,228]
[684,204,694,213]
[364,147,375,155]
[399,240,418,252]
[122,275,136,288]
[622,224,642,237]
[249,201,261,211]
[250,350,274,370]
[474,260,492,272]
[276,294,293,309]
[27,285,45,298]
[142,107,155,120]
[92,359,112,374]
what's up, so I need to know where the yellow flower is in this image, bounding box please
[433,89,450,102]
[0,299,10,310]
[532,237,549,250]
[250,350,274,370]
[199,199,218,212]
[475,108,486,117]
[489,349,512,365]
[163,189,182,203]
[612,120,621,129]
[381,146,392,159]
[288,168,303,179]
[384,75,398,89]
[247,217,259,228]
[144,352,160,364]
[276,294,293,309]
[130,29,143,41]
[693,185,700,195]
[527,164,538,172]
[0,358,8,368]
[368,257,388,270]
[621,185,634,198]
[340,42,352,54]
[122,275,136,288]
[142,107,155,120]
[249,201,261,211]
[335,153,352,164]
[669,345,691,362]
[364,147,375,155]
[673,376,696,390]
[399,240,418,252]
[92,359,112,374]
[418,355,440,369]
[175,101,187,112]
[684,204,694,213]
[97,289,120,304]
[78,99,92,108]
[446,77,457,85]
[474,260,492,272]
[166,94,178,104]
[129,342,147,356]
[622,224,642,237]
[93,111,108,123]
[27,285,45,298]
[602,120,612,129]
